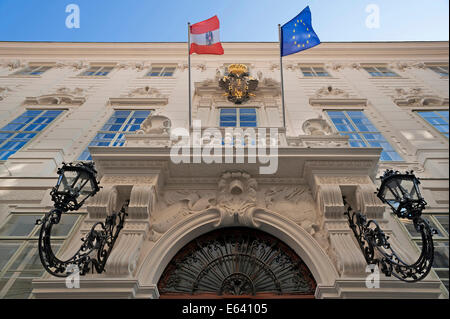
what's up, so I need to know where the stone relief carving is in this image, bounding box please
[390,87,448,107]
[1,59,26,70]
[215,171,258,226]
[148,190,216,241]
[0,86,18,101]
[25,86,88,105]
[302,116,335,136]
[136,114,171,135]
[314,86,349,99]
[126,86,164,98]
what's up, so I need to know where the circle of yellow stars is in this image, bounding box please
[292,19,312,48]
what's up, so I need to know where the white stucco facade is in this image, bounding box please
[0,41,448,299]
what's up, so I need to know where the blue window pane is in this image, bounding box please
[220,122,237,127]
[0,133,13,139]
[0,150,16,160]
[10,116,35,125]
[221,109,237,114]
[42,110,63,117]
[107,117,126,124]
[114,110,131,117]
[133,111,151,118]
[437,111,449,119]
[2,141,27,150]
[22,110,43,117]
[240,122,257,127]
[0,123,26,131]
[26,123,48,131]
[33,117,55,124]
[240,114,256,122]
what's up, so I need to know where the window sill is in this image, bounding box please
[0,75,42,78]
[299,76,339,79]
[74,76,111,79]
[142,76,176,79]
[368,76,406,79]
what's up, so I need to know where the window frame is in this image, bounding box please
[300,66,330,77]
[218,107,258,128]
[428,65,449,77]
[415,110,449,139]
[11,65,52,77]
[0,109,65,161]
[79,66,114,77]
[324,109,403,162]
[145,65,177,77]
[77,109,153,161]
[363,66,399,78]
[0,211,83,299]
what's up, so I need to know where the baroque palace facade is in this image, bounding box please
[0,41,448,299]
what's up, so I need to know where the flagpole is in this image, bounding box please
[278,24,286,129]
[188,22,192,128]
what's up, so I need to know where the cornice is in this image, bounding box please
[0,41,448,61]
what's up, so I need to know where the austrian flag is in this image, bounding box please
[190,16,224,55]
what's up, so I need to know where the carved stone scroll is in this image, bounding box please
[86,185,119,219]
[128,185,156,220]
[316,184,345,219]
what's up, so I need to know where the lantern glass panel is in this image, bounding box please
[72,171,90,193]
[397,178,418,200]
[382,182,400,209]
[60,170,78,193]
[79,178,94,202]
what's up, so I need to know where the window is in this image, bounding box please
[363,66,398,77]
[300,66,329,77]
[13,66,52,76]
[399,214,449,293]
[219,108,257,127]
[80,66,113,77]
[416,111,449,138]
[0,110,64,161]
[146,66,176,77]
[428,65,449,77]
[326,110,403,161]
[78,110,151,160]
[0,212,81,298]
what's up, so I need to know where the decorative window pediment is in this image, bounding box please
[109,86,168,106]
[309,86,367,106]
[24,87,87,106]
[391,88,449,107]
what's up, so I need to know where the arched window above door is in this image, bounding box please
[158,227,317,298]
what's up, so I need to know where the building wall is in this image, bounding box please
[0,41,448,298]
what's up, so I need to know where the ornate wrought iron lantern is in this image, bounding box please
[377,170,426,219]
[51,162,100,211]
[37,162,127,277]
[345,169,435,282]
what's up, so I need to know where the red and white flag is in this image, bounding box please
[190,16,224,55]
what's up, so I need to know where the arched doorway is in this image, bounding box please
[157,227,317,298]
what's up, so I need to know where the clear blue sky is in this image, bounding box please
[0,0,448,42]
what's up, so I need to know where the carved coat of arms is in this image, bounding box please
[219,64,258,104]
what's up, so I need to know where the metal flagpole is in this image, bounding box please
[278,24,286,129]
[188,22,192,128]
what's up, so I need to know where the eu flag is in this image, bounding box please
[281,6,320,57]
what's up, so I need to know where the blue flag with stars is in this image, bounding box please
[281,6,320,56]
